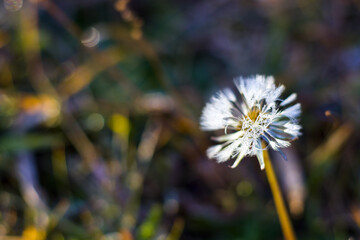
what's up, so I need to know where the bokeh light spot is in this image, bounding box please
[86,113,105,132]
[108,114,130,139]
[81,27,100,48]
[236,181,253,197]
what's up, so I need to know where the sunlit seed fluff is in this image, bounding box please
[200,75,301,170]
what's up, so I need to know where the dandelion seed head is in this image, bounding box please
[200,75,301,170]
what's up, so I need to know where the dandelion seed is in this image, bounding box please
[200,75,301,170]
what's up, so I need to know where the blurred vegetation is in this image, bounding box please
[0,0,360,239]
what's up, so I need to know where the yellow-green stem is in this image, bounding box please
[262,142,296,240]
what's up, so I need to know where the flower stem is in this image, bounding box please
[262,143,296,240]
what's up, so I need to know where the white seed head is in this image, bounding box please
[200,75,301,170]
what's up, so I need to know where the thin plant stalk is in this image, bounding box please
[262,142,296,240]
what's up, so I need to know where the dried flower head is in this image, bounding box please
[200,75,301,170]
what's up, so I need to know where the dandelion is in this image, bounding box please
[200,75,301,170]
[201,75,300,240]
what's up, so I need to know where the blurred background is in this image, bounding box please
[0,0,360,239]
